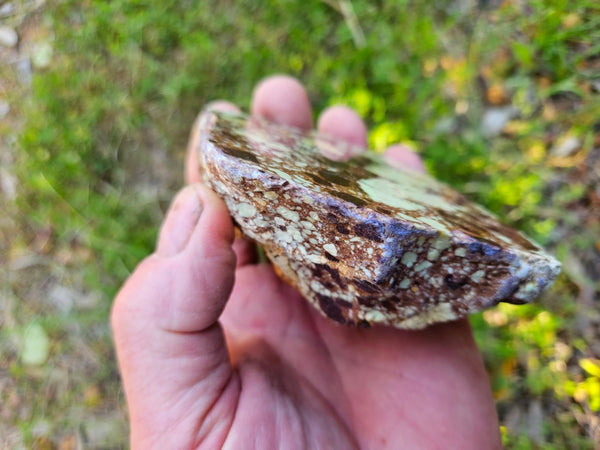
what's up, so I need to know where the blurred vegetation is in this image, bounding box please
[3,0,599,447]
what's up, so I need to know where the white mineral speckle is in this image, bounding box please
[274,229,293,244]
[365,309,386,322]
[310,280,325,292]
[263,191,277,200]
[428,276,443,287]
[512,263,531,279]
[238,203,257,218]
[300,220,316,231]
[288,226,303,242]
[307,254,325,264]
[470,270,485,283]
[399,303,457,329]
[432,238,452,251]
[302,195,315,205]
[399,278,411,289]
[276,206,299,222]
[514,280,540,300]
[254,217,269,227]
[401,252,418,267]
[414,260,433,272]
[427,249,440,261]
[323,243,338,256]
[454,248,467,257]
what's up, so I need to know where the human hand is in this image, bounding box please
[112,75,502,449]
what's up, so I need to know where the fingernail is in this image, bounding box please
[155,185,203,257]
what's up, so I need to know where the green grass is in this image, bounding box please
[7,0,600,447]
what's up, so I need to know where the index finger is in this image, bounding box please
[250,75,313,130]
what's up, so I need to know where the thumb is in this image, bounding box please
[111,184,238,448]
[154,183,237,333]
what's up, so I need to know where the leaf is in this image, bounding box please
[543,77,585,98]
[589,378,600,411]
[21,323,50,366]
[511,41,534,70]
[369,121,409,151]
[580,358,600,378]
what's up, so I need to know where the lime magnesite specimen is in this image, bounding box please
[196,110,561,329]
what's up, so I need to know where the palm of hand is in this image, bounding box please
[218,264,497,449]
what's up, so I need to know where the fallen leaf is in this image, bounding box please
[501,356,518,377]
[32,437,53,450]
[542,102,557,121]
[486,83,508,105]
[503,120,530,136]
[580,359,600,378]
[562,13,580,29]
[59,434,79,450]
[422,59,437,77]
[21,323,49,366]
[84,384,102,407]
[551,134,581,157]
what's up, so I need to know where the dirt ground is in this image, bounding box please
[1,4,129,449]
